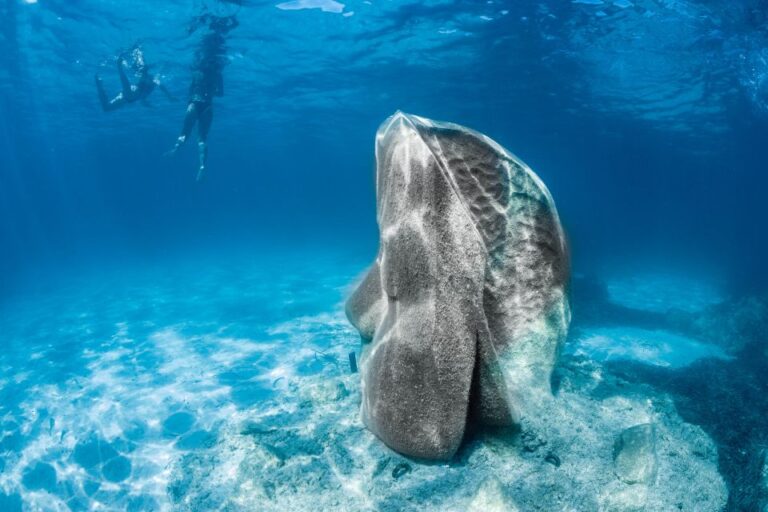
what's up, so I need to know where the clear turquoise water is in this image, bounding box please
[2,0,768,510]
[1,251,365,510]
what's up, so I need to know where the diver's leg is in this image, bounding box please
[180,102,199,141]
[117,58,131,94]
[107,94,127,111]
[196,103,213,181]
[167,102,199,155]
[196,140,208,182]
[95,75,124,112]
[117,58,143,102]
[95,75,111,111]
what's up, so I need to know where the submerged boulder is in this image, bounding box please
[346,112,570,460]
[613,424,658,485]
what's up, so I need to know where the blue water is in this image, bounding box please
[1,0,767,510]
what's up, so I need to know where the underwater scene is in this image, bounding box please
[1,0,768,510]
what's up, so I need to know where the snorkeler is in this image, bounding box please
[94,46,175,112]
[166,14,239,181]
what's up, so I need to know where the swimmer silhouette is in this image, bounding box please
[166,13,239,181]
[95,46,175,112]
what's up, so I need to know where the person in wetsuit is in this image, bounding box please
[94,46,175,112]
[167,14,238,181]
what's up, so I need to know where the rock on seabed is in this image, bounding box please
[613,423,658,484]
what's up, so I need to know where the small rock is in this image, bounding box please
[521,429,547,453]
[468,478,516,512]
[614,423,657,484]
[544,452,561,467]
[391,462,411,479]
[263,481,275,500]
[372,456,390,478]
[304,381,349,404]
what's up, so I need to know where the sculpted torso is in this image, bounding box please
[347,112,570,460]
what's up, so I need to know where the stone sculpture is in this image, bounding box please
[346,112,570,460]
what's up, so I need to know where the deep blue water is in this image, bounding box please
[1,0,768,510]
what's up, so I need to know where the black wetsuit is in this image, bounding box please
[95,50,171,112]
[173,15,238,179]
[178,32,227,147]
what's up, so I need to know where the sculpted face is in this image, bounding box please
[347,112,570,460]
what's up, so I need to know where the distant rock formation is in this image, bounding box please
[346,112,570,460]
